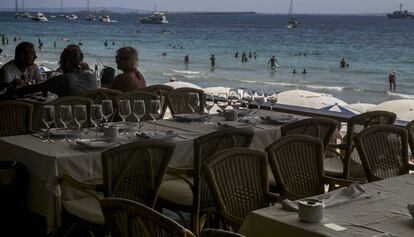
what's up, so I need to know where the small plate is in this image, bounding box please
[43,128,81,138]
[136,131,177,140]
[74,138,118,149]
[173,114,209,122]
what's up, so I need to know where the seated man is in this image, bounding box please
[108,47,146,92]
[10,45,97,97]
[0,42,41,91]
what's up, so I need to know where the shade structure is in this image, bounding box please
[398,110,414,121]
[345,103,376,114]
[163,81,202,89]
[320,104,358,116]
[368,99,414,116]
[277,89,347,109]
[203,86,231,96]
[38,64,53,73]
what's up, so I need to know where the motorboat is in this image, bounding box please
[86,14,96,21]
[67,14,78,20]
[139,11,169,24]
[32,12,48,22]
[99,15,111,22]
[387,3,413,19]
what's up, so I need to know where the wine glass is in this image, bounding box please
[74,105,87,140]
[102,100,113,126]
[133,100,146,134]
[267,93,278,117]
[41,105,55,143]
[90,104,103,137]
[188,92,200,122]
[149,100,161,135]
[119,100,131,128]
[229,90,241,109]
[253,90,265,117]
[59,105,73,143]
[217,93,228,120]
[204,94,215,124]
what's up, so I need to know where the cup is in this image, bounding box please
[103,125,119,138]
[298,198,325,223]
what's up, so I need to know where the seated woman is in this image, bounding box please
[10,45,97,97]
[108,47,146,92]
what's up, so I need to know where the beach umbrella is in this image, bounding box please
[163,81,202,89]
[203,86,231,96]
[345,103,376,114]
[38,65,53,73]
[398,109,414,122]
[277,89,347,109]
[320,104,358,116]
[368,99,414,115]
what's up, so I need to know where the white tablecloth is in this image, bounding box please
[0,110,285,231]
[239,174,414,237]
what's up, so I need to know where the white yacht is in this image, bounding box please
[67,14,78,20]
[287,0,299,29]
[139,11,169,24]
[32,12,48,22]
[99,15,111,22]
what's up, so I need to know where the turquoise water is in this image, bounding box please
[1,12,414,104]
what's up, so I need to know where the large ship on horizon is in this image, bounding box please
[387,3,413,19]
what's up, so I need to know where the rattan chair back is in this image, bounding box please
[343,111,396,181]
[48,96,93,128]
[166,88,205,115]
[281,117,337,152]
[101,198,194,237]
[143,85,174,118]
[0,101,33,136]
[194,129,254,210]
[102,141,175,207]
[116,90,159,122]
[83,88,122,104]
[266,135,325,198]
[406,120,414,160]
[203,148,268,228]
[355,125,409,182]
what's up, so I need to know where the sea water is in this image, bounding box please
[1,12,414,104]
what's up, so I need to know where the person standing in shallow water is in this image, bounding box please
[268,56,278,69]
[388,71,397,91]
[184,54,189,64]
[210,54,215,67]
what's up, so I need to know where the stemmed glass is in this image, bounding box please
[204,94,215,124]
[102,100,113,126]
[90,104,103,137]
[217,93,228,120]
[119,100,132,128]
[253,90,265,117]
[41,105,55,143]
[188,92,200,123]
[133,100,146,134]
[267,94,278,117]
[74,105,87,140]
[229,90,241,109]
[149,100,161,135]
[59,105,73,143]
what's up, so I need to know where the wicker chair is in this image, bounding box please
[48,96,93,128]
[59,141,175,236]
[157,128,254,235]
[200,229,245,237]
[143,85,174,118]
[0,101,33,136]
[266,135,353,200]
[355,125,409,182]
[203,148,278,230]
[166,88,205,116]
[83,88,122,104]
[116,90,159,122]
[405,120,414,163]
[327,111,396,182]
[101,198,195,237]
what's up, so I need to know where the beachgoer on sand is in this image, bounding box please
[388,71,397,91]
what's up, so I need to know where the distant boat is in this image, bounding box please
[99,15,111,22]
[387,3,413,19]
[139,11,169,24]
[32,12,48,22]
[287,0,299,29]
[67,14,78,20]
[85,0,96,21]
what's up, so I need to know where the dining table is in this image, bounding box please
[239,173,414,237]
[0,109,298,232]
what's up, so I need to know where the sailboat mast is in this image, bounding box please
[15,0,18,14]
[22,0,25,13]
[288,0,293,18]
[87,0,90,13]
[61,0,64,14]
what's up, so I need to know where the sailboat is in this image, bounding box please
[139,1,169,24]
[59,0,66,18]
[287,0,299,29]
[85,0,96,21]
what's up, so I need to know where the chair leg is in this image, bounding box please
[62,223,76,237]
[191,211,200,236]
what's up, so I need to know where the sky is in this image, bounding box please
[2,0,414,14]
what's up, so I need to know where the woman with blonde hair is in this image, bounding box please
[109,47,146,92]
